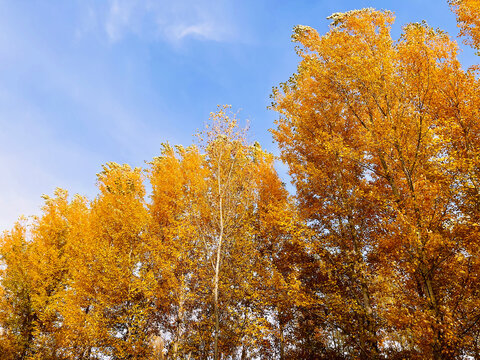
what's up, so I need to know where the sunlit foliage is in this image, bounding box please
[2,3,480,359]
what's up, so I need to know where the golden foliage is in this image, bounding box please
[2,3,480,359]
[272,7,480,360]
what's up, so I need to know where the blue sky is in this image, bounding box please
[0,0,477,230]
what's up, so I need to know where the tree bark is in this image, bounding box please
[214,160,224,360]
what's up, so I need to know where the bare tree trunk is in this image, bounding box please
[214,160,224,360]
[150,335,164,360]
[279,320,285,360]
[214,246,221,360]
[172,277,186,359]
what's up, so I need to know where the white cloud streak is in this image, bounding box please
[104,0,236,43]
[0,0,242,231]
[0,3,171,231]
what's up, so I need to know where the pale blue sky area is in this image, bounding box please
[0,0,477,230]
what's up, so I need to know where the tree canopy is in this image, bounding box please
[2,3,480,359]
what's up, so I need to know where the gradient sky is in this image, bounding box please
[0,0,477,230]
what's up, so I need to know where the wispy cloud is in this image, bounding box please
[168,21,219,41]
[103,0,236,43]
[0,2,173,230]
[0,0,246,231]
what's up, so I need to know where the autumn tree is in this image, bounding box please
[59,163,156,359]
[450,0,480,52]
[0,107,294,360]
[0,221,35,360]
[250,167,312,360]
[148,106,294,360]
[272,8,480,359]
[0,189,90,360]
[27,189,89,359]
[199,107,258,360]
[147,142,209,359]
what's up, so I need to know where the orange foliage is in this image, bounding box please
[273,8,480,359]
[450,0,480,52]
[1,3,480,360]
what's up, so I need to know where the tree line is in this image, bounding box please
[2,2,480,359]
